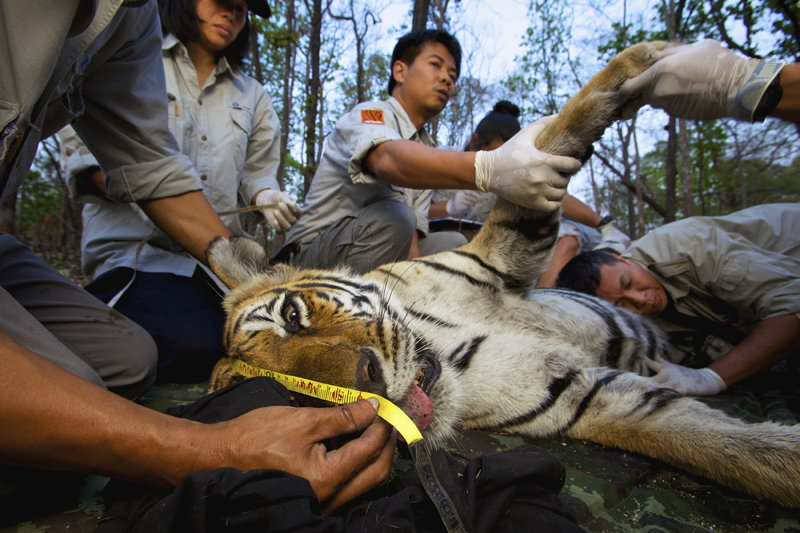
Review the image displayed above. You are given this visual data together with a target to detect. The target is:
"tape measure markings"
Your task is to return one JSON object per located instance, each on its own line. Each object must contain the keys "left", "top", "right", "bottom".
{"left": 226, "top": 357, "right": 423, "bottom": 443}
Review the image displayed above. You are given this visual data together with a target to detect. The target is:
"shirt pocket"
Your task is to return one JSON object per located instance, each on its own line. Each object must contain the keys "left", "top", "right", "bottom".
{"left": 230, "top": 104, "right": 253, "bottom": 172}
{"left": 0, "top": 100, "right": 21, "bottom": 160}
{"left": 166, "top": 93, "right": 189, "bottom": 153}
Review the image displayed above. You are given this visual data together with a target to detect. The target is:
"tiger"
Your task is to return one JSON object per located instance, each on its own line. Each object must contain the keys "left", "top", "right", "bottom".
{"left": 204, "top": 41, "right": 800, "bottom": 509}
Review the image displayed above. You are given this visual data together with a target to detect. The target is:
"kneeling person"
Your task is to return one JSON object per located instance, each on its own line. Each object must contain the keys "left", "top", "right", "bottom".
{"left": 280, "top": 30, "right": 581, "bottom": 274}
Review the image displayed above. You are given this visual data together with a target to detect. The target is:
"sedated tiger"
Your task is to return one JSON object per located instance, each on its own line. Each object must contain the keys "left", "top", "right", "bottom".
{"left": 205, "top": 41, "right": 800, "bottom": 508}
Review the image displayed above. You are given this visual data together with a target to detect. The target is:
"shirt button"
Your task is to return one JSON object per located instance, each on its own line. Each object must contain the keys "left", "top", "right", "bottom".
{"left": 198, "top": 99, "right": 203, "bottom": 105}
{"left": 200, "top": 174, "right": 208, "bottom": 181}
{"left": 201, "top": 135, "right": 207, "bottom": 141}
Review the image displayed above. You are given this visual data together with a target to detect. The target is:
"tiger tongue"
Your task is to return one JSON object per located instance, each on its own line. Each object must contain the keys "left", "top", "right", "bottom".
{"left": 398, "top": 384, "right": 433, "bottom": 443}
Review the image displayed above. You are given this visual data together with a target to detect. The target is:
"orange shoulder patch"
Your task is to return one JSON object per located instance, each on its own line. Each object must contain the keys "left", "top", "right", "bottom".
{"left": 360, "top": 109, "right": 385, "bottom": 125}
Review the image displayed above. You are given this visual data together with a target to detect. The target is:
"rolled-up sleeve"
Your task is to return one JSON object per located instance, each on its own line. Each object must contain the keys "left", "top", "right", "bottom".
{"left": 58, "top": 124, "right": 102, "bottom": 202}
{"left": 335, "top": 105, "right": 403, "bottom": 185}
{"left": 71, "top": 1, "right": 202, "bottom": 203}
{"left": 239, "top": 87, "right": 281, "bottom": 204}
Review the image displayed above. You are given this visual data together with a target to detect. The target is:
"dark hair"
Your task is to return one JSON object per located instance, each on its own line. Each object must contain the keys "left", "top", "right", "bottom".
{"left": 471, "top": 100, "right": 521, "bottom": 150}
{"left": 387, "top": 29, "right": 462, "bottom": 95}
{"left": 556, "top": 248, "right": 623, "bottom": 295}
{"left": 158, "top": 0, "right": 251, "bottom": 69}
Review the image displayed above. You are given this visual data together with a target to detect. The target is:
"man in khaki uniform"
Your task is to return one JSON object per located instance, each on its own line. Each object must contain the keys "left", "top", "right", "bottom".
{"left": 557, "top": 204, "right": 800, "bottom": 395}
{"left": 281, "top": 29, "right": 581, "bottom": 274}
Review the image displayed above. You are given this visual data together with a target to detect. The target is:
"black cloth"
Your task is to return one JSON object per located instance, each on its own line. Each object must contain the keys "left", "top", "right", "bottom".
{"left": 96, "top": 378, "right": 584, "bottom": 533}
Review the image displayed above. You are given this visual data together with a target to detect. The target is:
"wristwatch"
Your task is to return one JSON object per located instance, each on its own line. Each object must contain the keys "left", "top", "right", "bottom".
{"left": 753, "top": 73, "right": 784, "bottom": 122}
{"left": 596, "top": 215, "right": 615, "bottom": 230}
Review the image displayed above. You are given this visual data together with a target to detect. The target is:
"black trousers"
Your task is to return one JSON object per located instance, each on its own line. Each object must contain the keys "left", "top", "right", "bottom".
{"left": 97, "top": 377, "right": 586, "bottom": 533}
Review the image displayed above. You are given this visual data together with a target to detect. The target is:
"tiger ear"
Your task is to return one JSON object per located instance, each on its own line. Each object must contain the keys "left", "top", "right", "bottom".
{"left": 205, "top": 236, "right": 271, "bottom": 290}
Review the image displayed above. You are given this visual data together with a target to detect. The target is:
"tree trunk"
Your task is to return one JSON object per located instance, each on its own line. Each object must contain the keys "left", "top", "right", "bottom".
{"left": 0, "top": 192, "right": 16, "bottom": 235}
{"left": 429, "top": 0, "right": 449, "bottom": 30}
{"left": 633, "top": 119, "right": 645, "bottom": 238}
{"left": 664, "top": 116, "right": 677, "bottom": 222}
{"left": 412, "top": 0, "right": 430, "bottom": 30}
{"left": 678, "top": 118, "right": 694, "bottom": 217}
{"left": 277, "top": 0, "right": 296, "bottom": 191}
{"left": 303, "top": 0, "right": 323, "bottom": 199}
{"left": 250, "top": 22, "right": 263, "bottom": 85}
{"left": 661, "top": 0, "right": 679, "bottom": 223}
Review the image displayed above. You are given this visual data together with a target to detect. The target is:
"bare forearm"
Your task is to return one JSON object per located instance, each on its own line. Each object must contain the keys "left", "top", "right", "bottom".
{"left": 561, "top": 194, "right": 601, "bottom": 227}
{"left": 365, "top": 140, "right": 477, "bottom": 190}
{"left": 139, "top": 191, "right": 232, "bottom": 264}
{"left": 0, "top": 333, "right": 209, "bottom": 488}
{"left": 708, "top": 314, "right": 800, "bottom": 386}
{"left": 537, "top": 236, "right": 579, "bottom": 288}
{"left": 772, "top": 63, "right": 800, "bottom": 123}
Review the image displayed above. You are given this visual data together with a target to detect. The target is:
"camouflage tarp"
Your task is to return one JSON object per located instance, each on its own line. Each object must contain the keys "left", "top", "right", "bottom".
{"left": 2, "top": 368, "right": 799, "bottom": 533}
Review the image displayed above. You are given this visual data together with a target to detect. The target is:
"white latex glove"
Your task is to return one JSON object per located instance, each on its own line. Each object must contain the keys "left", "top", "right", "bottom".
{"left": 254, "top": 189, "right": 303, "bottom": 232}
{"left": 446, "top": 190, "right": 481, "bottom": 218}
{"left": 597, "top": 222, "right": 631, "bottom": 253}
{"left": 619, "top": 39, "right": 785, "bottom": 122}
{"left": 474, "top": 115, "right": 582, "bottom": 212}
{"left": 645, "top": 358, "right": 727, "bottom": 396}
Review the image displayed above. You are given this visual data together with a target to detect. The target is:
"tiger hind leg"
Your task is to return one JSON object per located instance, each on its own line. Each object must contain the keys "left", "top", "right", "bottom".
{"left": 555, "top": 369, "right": 800, "bottom": 507}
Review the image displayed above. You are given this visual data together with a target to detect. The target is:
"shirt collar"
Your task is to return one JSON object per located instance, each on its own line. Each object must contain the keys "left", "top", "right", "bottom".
{"left": 162, "top": 33, "right": 181, "bottom": 52}
{"left": 163, "top": 34, "right": 240, "bottom": 80}
{"left": 387, "top": 97, "right": 427, "bottom": 141}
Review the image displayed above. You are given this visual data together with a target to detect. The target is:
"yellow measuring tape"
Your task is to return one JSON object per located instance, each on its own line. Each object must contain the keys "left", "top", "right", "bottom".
{"left": 226, "top": 357, "right": 468, "bottom": 532}
{"left": 226, "top": 357, "right": 423, "bottom": 443}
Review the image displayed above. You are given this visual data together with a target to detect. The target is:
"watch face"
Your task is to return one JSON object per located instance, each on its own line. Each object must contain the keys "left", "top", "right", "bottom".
{"left": 598, "top": 215, "right": 615, "bottom": 228}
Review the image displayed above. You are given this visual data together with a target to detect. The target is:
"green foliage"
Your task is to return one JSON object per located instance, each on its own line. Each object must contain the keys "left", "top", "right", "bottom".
{"left": 766, "top": 0, "right": 800, "bottom": 59}
{"left": 502, "top": 0, "right": 578, "bottom": 122}
{"left": 597, "top": 23, "right": 664, "bottom": 60}
{"left": 336, "top": 52, "right": 390, "bottom": 115}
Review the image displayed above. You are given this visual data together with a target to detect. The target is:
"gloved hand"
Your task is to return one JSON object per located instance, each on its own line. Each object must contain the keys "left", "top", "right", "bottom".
{"left": 474, "top": 115, "right": 582, "bottom": 212}
{"left": 596, "top": 221, "right": 631, "bottom": 253}
{"left": 254, "top": 189, "right": 303, "bottom": 232}
{"left": 446, "top": 190, "right": 481, "bottom": 218}
{"left": 619, "top": 40, "right": 785, "bottom": 122}
{"left": 645, "top": 358, "right": 727, "bottom": 396}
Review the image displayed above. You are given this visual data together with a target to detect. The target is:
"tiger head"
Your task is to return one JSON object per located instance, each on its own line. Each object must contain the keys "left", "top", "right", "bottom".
{"left": 205, "top": 237, "right": 460, "bottom": 443}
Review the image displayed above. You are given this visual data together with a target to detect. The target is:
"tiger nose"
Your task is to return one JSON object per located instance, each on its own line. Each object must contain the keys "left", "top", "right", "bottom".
{"left": 356, "top": 349, "right": 387, "bottom": 397}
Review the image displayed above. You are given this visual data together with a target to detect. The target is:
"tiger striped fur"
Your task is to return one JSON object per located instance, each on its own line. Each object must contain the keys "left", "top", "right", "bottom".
{"left": 206, "top": 41, "right": 800, "bottom": 508}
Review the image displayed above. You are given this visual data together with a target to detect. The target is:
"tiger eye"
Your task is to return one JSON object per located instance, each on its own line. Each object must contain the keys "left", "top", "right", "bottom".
{"left": 283, "top": 302, "right": 299, "bottom": 324}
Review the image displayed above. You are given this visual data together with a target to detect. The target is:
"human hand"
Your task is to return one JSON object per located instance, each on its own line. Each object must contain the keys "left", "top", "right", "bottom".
{"left": 207, "top": 398, "right": 396, "bottom": 515}
{"left": 645, "top": 358, "right": 727, "bottom": 396}
{"left": 619, "top": 40, "right": 784, "bottom": 121}
{"left": 446, "top": 190, "right": 480, "bottom": 218}
{"left": 254, "top": 189, "right": 303, "bottom": 232}
{"left": 474, "top": 115, "right": 582, "bottom": 211}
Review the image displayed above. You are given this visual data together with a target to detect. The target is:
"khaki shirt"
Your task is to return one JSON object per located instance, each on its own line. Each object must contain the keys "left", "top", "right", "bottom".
{"left": 59, "top": 35, "right": 280, "bottom": 280}
{"left": 287, "top": 97, "right": 435, "bottom": 246}
{"left": 624, "top": 203, "right": 800, "bottom": 331}
{"left": 0, "top": 0, "right": 201, "bottom": 206}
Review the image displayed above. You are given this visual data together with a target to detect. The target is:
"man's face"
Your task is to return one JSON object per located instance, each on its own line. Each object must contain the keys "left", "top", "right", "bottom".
{"left": 595, "top": 257, "right": 669, "bottom": 317}
{"left": 393, "top": 41, "right": 457, "bottom": 118}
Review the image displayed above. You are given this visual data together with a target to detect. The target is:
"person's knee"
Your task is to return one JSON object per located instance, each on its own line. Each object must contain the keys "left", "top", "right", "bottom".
{"left": 375, "top": 201, "right": 416, "bottom": 237}
{"left": 419, "top": 231, "right": 468, "bottom": 256}
{"left": 106, "top": 324, "right": 158, "bottom": 400}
